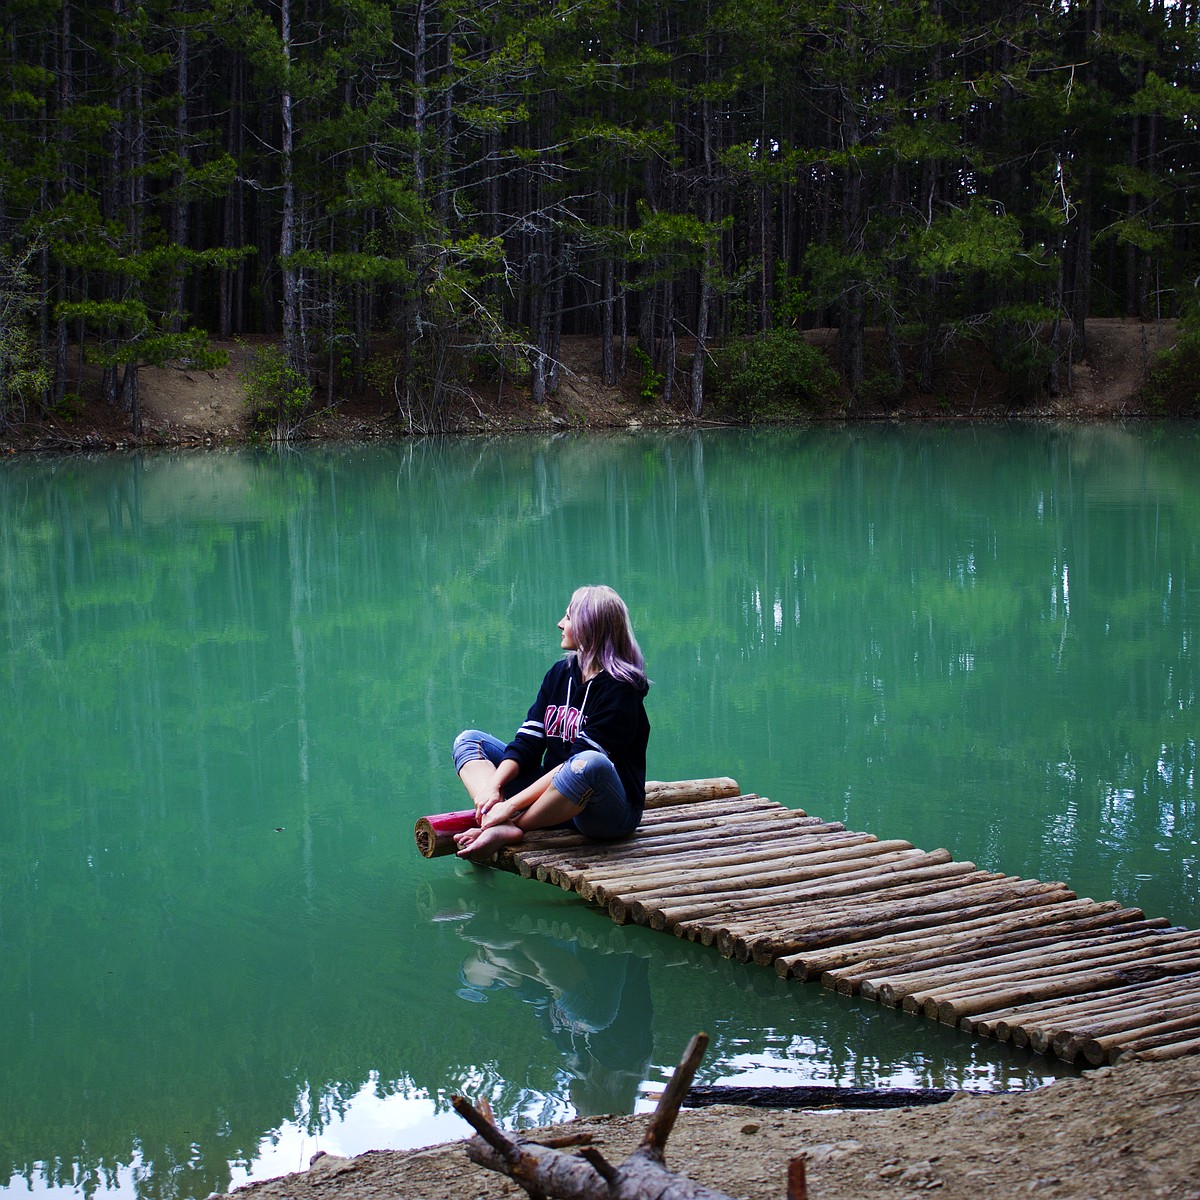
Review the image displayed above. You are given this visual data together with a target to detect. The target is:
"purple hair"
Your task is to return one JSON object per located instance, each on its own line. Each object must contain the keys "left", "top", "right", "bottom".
{"left": 567, "top": 585, "right": 648, "bottom": 690}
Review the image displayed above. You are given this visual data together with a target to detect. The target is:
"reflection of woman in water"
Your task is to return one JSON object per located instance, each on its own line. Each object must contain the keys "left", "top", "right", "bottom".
{"left": 452, "top": 585, "right": 650, "bottom": 861}
{"left": 458, "top": 928, "right": 654, "bottom": 1116}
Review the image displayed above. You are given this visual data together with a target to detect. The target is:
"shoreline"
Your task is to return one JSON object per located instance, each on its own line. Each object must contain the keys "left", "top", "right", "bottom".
{"left": 218, "top": 1051, "right": 1200, "bottom": 1200}
{"left": 2, "top": 319, "right": 1183, "bottom": 456}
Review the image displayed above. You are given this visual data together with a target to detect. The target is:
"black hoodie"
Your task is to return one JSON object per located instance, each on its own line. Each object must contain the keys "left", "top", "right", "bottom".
{"left": 503, "top": 657, "right": 651, "bottom": 813}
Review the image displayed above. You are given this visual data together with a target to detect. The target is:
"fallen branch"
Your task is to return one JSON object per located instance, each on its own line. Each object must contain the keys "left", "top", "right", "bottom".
{"left": 453, "top": 1032, "right": 740, "bottom": 1199}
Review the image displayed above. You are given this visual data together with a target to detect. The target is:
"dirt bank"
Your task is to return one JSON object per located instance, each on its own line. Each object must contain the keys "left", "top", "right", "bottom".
{"left": 1, "top": 319, "right": 1182, "bottom": 453}
{"left": 220, "top": 1051, "right": 1199, "bottom": 1200}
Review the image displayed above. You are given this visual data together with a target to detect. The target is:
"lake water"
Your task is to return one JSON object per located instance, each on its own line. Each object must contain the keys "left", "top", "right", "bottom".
{"left": 2, "top": 424, "right": 1197, "bottom": 1200}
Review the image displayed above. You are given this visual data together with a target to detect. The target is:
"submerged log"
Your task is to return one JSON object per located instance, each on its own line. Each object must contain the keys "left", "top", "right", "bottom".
{"left": 683, "top": 1083, "right": 985, "bottom": 1109}
{"left": 455, "top": 1033, "right": 742, "bottom": 1200}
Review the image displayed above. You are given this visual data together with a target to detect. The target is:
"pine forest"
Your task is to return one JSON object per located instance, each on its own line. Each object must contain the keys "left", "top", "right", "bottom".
{"left": 1, "top": 0, "right": 1198, "bottom": 433}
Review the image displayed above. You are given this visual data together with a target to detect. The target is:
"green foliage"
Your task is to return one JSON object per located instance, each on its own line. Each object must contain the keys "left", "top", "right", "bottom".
{"left": 0, "top": 243, "right": 50, "bottom": 422}
{"left": 238, "top": 342, "right": 315, "bottom": 441}
{"left": 987, "top": 305, "right": 1059, "bottom": 406}
{"left": 709, "top": 328, "right": 841, "bottom": 420}
{"left": 1, "top": 0, "right": 1199, "bottom": 423}
{"left": 1140, "top": 296, "right": 1200, "bottom": 416}
{"left": 631, "top": 345, "right": 664, "bottom": 401}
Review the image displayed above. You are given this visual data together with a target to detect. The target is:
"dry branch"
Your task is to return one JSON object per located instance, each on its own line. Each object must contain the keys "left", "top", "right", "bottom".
{"left": 454, "top": 1033, "right": 743, "bottom": 1200}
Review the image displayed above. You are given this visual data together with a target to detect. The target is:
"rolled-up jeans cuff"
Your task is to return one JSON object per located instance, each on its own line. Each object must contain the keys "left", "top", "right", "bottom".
{"left": 452, "top": 729, "right": 508, "bottom": 774}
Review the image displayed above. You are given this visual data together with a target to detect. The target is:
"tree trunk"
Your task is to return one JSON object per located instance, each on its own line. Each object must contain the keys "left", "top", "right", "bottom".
{"left": 279, "top": 0, "right": 302, "bottom": 378}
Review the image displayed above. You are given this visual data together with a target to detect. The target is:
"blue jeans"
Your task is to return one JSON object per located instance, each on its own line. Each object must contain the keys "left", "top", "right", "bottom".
{"left": 452, "top": 729, "right": 639, "bottom": 839}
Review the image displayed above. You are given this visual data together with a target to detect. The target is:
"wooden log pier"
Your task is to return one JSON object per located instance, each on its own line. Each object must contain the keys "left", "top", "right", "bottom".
{"left": 417, "top": 781, "right": 1200, "bottom": 1066}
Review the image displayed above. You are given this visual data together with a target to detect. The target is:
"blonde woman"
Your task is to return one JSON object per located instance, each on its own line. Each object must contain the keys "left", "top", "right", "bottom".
{"left": 452, "top": 586, "right": 650, "bottom": 860}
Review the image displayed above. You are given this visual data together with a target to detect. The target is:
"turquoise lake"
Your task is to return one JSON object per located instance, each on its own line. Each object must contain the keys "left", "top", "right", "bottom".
{"left": 1, "top": 424, "right": 1196, "bottom": 1199}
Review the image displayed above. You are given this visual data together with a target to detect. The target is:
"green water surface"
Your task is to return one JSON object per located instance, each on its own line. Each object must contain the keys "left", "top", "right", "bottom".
{"left": 1, "top": 424, "right": 1196, "bottom": 1199}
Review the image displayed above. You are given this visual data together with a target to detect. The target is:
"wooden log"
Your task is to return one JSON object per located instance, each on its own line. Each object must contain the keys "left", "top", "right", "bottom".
{"left": 841, "top": 912, "right": 1163, "bottom": 999}
{"left": 744, "top": 866, "right": 1001, "bottom": 967}
{"left": 869, "top": 925, "right": 1195, "bottom": 1009}
{"left": 605, "top": 835, "right": 907, "bottom": 912}
{"left": 929, "top": 954, "right": 1200, "bottom": 1028}
{"left": 413, "top": 809, "right": 477, "bottom": 858}
{"left": 1067, "top": 1008, "right": 1200, "bottom": 1064}
{"left": 643, "top": 777, "right": 742, "bottom": 807}
{"left": 696, "top": 861, "right": 985, "bottom": 954}
{"left": 508, "top": 803, "right": 798, "bottom": 881}
{"left": 526, "top": 812, "right": 834, "bottom": 886}
{"left": 511, "top": 805, "right": 791, "bottom": 878}
{"left": 615, "top": 843, "right": 940, "bottom": 930}
{"left": 609, "top": 844, "right": 915, "bottom": 927}
{"left": 573, "top": 826, "right": 874, "bottom": 894}
{"left": 726, "top": 872, "right": 1036, "bottom": 943}
{"left": 739, "top": 881, "right": 1075, "bottom": 967}
{"left": 569, "top": 827, "right": 876, "bottom": 899}
{"left": 1117, "top": 1035, "right": 1200, "bottom": 1062}
{"left": 539, "top": 820, "right": 851, "bottom": 888}
{"left": 1026, "top": 985, "right": 1200, "bottom": 1055}
{"left": 908, "top": 929, "right": 1200, "bottom": 1019}
{"left": 543, "top": 813, "right": 836, "bottom": 871}
{"left": 967, "top": 972, "right": 1200, "bottom": 1040}
{"left": 637, "top": 795, "right": 780, "bottom": 825}
{"left": 774, "top": 899, "right": 1128, "bottom": 981}
{"left": 738, "top": 877, "right": 1068, "bottom": 956}
{"left": 702, "top": 870, "right": 1005, "bottom": 958}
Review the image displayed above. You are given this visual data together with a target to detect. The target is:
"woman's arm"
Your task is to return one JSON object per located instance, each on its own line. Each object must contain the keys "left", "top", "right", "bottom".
{"left": 480, "top": 766, "right": 557, "bottom": 828}
{"left": 472, "top": 756, "right": 521, "bottom": 815}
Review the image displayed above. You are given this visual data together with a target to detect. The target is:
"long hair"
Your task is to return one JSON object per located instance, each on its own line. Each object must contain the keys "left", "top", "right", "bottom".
{"left": 568, "top": 585, "right": 648, "bottom": 690}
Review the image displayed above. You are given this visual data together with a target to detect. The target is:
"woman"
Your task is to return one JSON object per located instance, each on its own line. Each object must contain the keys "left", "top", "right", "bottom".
{"left": 452, "top": 585, "right": 650, "bottom": 861}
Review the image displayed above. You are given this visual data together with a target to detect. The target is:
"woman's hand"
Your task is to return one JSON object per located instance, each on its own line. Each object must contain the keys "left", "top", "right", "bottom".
{"left": 481, "top": 798, "right": 521, "bottom": 829}
{"left": 473, "top": 783, "right": 504, "bottom": 817}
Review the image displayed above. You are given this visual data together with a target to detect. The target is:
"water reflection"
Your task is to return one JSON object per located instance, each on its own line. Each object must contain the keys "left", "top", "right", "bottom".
{"left": 425, "top": 887, "right": 654, "bottom": 1118}
{"left": 1, "top": 424, "right": 1196, "bottom": 1200}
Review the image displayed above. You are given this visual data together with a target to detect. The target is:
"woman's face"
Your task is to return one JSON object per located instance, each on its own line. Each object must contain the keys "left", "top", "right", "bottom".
{"left": 558, "top": 605, "right": 578, "bottom": 651}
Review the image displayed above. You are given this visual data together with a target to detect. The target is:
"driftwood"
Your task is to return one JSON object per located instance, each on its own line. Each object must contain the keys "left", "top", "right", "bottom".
{"left": 453, "top": 1033, "right": 741, "bottom": 1200}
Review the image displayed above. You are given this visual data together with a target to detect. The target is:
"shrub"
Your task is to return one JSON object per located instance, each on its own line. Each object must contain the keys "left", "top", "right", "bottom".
{"left": 239, "top": 343, "right": 314, "bottom": 441}
{"left": 988, "top": 305, "right": 1057, "bottom": 405}
{"left": 631, "top": 344, "right": 665, "bottom": 401}
{"left": 1140, "top": 300, "right": 1200, "bottom": 416}
{"left": 709, "top": 328, "right": 840, "bottom": 419}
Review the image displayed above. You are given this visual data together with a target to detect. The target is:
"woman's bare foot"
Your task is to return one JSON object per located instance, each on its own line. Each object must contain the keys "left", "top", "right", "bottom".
{"left": 455, "top": 821, "right": 524, "bottom": 860}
